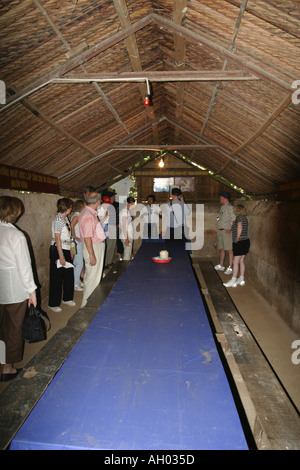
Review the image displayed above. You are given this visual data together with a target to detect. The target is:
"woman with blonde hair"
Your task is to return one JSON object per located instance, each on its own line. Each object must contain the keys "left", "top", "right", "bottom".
{"left": 224, "top": 204, "right": 250, "bottom": 288}
{"left": 0, "top": 196, "right": 37, "bottom": 381}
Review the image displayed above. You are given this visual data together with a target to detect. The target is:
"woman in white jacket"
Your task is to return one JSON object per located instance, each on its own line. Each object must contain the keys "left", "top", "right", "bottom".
{"left": 0, "top": 196, "right": 37, "bottom": 382}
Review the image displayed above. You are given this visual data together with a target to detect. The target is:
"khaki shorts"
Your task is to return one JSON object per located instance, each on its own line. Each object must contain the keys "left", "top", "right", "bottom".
{"left": 217, "top": 229, "right": 233, "bottom": 251}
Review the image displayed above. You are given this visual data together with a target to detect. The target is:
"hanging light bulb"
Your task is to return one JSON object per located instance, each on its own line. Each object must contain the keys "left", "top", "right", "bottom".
{"left": 158, "top": 157, "right": 164, "bottom": 168}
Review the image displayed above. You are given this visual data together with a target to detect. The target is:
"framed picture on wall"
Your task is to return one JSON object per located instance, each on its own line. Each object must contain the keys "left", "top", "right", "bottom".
{"left": 174, "top": 177, "right": 195, "bottom": 192}
{"left": 153, "top": 177, "right": 174, "bottom": 192}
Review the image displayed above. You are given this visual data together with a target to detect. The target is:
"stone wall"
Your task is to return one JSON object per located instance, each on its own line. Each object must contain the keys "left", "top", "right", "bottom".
{"left": 1, "top": 189, "right": 299, "bottom": 333}
{"left": 246, "top": 200, "right": 300, "bottom": 333}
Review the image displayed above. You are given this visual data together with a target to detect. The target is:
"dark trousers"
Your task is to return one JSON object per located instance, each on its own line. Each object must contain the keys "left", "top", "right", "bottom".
{"left": 0, "top": 300, "right": 27, "bottom": 363}
{"left": 144, "top": 223, "right": 159, "bottom": 239}
{"left": 169, "top": 226, "right": 186, "bottom": 242}
{"left": 49, "top": 245, "right": 74, "bottom": 307}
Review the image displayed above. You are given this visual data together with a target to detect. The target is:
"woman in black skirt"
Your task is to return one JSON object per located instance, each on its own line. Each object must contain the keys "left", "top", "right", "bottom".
{"left": 223, "top": 204, "right": 250, "bottom": 288}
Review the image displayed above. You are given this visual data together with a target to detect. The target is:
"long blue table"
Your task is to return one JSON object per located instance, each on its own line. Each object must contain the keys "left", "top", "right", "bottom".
{"left": 10, "top": 241, "right": 248, "bottom": 450}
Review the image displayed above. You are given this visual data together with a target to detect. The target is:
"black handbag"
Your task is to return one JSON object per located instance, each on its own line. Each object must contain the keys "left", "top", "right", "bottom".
{"left": 22, "top": 305, "right": 51, "bottom": 343}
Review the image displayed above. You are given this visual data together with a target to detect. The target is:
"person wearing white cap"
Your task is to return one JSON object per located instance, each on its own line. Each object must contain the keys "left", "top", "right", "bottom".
{"left": 214, "top": 191, "right": 236, "bottom": 274}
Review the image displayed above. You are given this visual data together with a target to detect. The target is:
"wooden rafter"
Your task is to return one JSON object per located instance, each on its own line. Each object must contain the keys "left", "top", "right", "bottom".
{"left": 113, "top": 0, "right": 159, "bottom": 144}
{"left": 173, "top": 0, "right": 188, "bottom": 141}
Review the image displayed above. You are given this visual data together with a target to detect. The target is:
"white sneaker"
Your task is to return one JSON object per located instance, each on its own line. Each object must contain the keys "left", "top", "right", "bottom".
{"left": 74, "top": 285, "right": 83, "bottom": 291}
{"left": 224, "top": 266, "right": 233, "bottom": 275}
{"left": 236, "top": 277, "right": 245, "bottom": 286}
{"left": 214, "top": 264, "right": 225, "bottom": 271}
{"left": 223, "top": 279, "right": 237, "bottom": 288}
{"left": 62, "top": 300, "right": 76, "bottom": 307}
{"left": 48, "top": 306, "right": 62, "bottom": 312}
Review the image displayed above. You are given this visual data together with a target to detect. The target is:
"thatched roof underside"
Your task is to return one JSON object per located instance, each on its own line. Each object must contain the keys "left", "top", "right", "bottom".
{"left": 0, "top": 0, "right": 299, "bottom": 198}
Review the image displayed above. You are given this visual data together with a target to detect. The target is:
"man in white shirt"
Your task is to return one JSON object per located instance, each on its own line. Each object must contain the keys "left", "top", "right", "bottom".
{"left": 119, "top": 197, "right": 135, "bottom": 260}
{"left": 162, "top": 188, "right": 191, "bottom": 244}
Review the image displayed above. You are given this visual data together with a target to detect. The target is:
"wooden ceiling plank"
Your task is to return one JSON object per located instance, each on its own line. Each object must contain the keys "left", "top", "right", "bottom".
{"left": 194, "top": 0, "right": 249, "bottom": 152}
{"left": 2, "top": 13, "right": 154, "bottom": 111}
{"left": 10, "top": 0, "right": 138, "bottom": 156}
{"left": 152, "top": 13, "right": 292, "bottom": 94}
{"left": 9, "top": 1, "right": 137, "bottom": 178}
{"left": 224, "top": 0, "right": 300, "bottom": 39}
{"left": 165, "top": 116, "right": 275, "bottom": 186}
{"left": 231, "top": 94, "right": 292, "bottom": 155}
{"left": 12, "top": 92, "right": 124, "bottom": 176}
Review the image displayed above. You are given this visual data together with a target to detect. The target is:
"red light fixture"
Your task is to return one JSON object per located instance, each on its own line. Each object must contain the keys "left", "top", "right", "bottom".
{"left": 144, "top": 79, "right": 152, "bottom": 106}
{"left": 144, "top": 94, "right": 151, "bottom": 106}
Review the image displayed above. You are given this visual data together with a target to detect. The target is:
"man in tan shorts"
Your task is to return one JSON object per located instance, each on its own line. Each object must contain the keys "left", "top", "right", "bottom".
{"left": 214, "top": 191, "right": 236, "bottom": 275}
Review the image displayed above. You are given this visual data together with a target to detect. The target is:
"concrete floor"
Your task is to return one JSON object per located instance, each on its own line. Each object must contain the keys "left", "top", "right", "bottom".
{"left": 1, "top": 254, "right": 299, "bottom": 427}
{"left": 214, "top": 265, "right": 299, "bottom": 413}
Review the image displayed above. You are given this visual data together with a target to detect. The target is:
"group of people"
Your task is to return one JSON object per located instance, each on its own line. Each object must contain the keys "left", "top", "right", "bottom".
{"left": 140, "top": 188, "right": 191, "bottom": 243}
{"left": 48, "top": 187, "right": 137, "bottom": 312}
{"left": 214, "top": 191, "right": 250, "bottom": 288}
{"left": 0, "top": 187, "right": 249, "bottom": 382}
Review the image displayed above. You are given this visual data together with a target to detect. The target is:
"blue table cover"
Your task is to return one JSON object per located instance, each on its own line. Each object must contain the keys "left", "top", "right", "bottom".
{"left": 10, "top": 241, "right": 248, "bottom": 450}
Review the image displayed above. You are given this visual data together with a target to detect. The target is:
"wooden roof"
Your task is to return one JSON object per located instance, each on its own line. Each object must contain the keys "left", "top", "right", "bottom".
{"left": 0, "top": 0, "right": 299, "bottom": 198}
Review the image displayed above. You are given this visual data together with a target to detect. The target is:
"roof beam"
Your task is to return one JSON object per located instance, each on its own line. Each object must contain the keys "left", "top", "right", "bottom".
{"left": 1, "top": 71, "right": 258, "bottom": 113}
{"left": 53, "top": 71, "right": 258, "bottom": 83}
{"left": 113, "top": 145, "right": 217, "bottom": 151}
